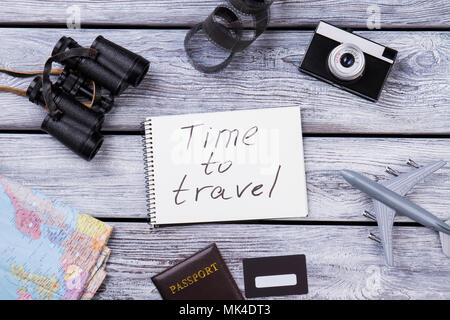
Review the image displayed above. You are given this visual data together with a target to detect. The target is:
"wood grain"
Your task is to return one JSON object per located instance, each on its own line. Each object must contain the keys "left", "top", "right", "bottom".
{"left": 95, "top": 223, "right": 450, "bottom": 300}
{"left": 2, "top": 134, "right": 450, "bottom": 222}
{"left": 0, "top": 0, "right": 448, "bottom": 300}
{"left": 0, "top": 0, "right": 449, "bottom": 28}
{"left": 0, "top": 29, "right": 448, "bottom": 134}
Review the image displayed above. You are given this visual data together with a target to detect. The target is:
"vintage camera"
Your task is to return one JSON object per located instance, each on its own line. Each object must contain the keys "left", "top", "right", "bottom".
{"left": 299, "top": 21, "right": 397, "bottom": 101}
{"left": 24, "top": 36, "right": 150, "bottom": 161}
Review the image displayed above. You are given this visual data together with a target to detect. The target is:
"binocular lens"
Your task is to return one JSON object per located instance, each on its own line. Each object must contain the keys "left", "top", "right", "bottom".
{"left": 41, "top": 114, "right": 104, "bottom": 161}
{"left": 91, "top": 36, "right": 150, "bottom": 87}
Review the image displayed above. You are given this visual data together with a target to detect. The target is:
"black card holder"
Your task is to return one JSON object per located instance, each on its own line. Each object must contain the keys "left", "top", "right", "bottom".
{"left": 243, "top": 254, "right": 308, "bottom": 298}
{"left": 152, "top": 243, "right": 243, "bottom": 300}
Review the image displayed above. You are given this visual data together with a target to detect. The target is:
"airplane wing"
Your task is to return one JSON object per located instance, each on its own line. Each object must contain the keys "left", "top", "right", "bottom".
{"left": 380, "top": 160, "right": 446, "bottom": 196}
{"left": 373, "top": 160, "right": 446, "bottom": 266}
{"left": 372, "top": 199, "right": 396, "bottom": 266}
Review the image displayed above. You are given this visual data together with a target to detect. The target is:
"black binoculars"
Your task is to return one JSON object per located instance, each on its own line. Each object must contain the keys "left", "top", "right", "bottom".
{"left": 26, "top": 36, "right": 150, "bottom": 161}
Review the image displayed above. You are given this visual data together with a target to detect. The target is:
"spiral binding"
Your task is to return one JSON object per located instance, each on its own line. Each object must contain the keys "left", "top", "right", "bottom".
{"left": 142, "top": 118, "right": 157, "bottom": 227}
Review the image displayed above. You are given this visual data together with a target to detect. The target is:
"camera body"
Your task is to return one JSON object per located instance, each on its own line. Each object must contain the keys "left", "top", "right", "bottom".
{"left": 299, "top": 21, "right": 397, "bottom": 101}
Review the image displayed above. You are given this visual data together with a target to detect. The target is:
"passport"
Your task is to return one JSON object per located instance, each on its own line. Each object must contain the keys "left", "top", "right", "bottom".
{"left": 151, "top": 243, "right": 243, "bottom": 300}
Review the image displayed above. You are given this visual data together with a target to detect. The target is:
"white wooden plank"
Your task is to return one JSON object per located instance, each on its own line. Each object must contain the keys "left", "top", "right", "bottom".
{"left": 1, "top": 134, "right": 450, "bottom": 222}
{"left": 0, "top": 134, "right": 146, "bottom": 219}
{"left": 0, "top": 29, "right": 448, "bottom": 134}
{"left": 0, "top": 1, "right": 449, "bottom": 28}
{"left": 95, "top": 223, "right": 450, "bottom": 300}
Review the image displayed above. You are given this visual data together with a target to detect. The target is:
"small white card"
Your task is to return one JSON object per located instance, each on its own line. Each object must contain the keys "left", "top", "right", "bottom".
{"left": 144, "top": 107, "right": 308, "bottom": 226}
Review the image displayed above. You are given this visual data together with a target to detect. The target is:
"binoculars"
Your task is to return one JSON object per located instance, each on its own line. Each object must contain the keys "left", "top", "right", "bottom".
{"left": 27, "top": 36, "right": 150, "bottom": 161}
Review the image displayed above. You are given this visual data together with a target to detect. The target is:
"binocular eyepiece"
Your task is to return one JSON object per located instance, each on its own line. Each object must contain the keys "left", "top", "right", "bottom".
{"left": 27, "top": 76, "right": 105, "bottom": 161}
{"left": 52, "top": 36, "right": 150, "bottom": 96}
{"left": 26, "top": 35, "right": 150, "bottom": 161}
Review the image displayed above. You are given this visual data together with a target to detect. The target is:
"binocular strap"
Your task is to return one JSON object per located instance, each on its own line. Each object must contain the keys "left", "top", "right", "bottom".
{"left": 0, "top": 86, "right": 27, "bottom": 96}
{"left": 0, "top": 68, "right": 64, "bottom": 97}
{"left": 42, "top": 47, "right": 98, "bottom": 119}
{"left": 0, "top": 68, "right": 63, "bottom": 78}
{"left": 184, "top": 0, "right": 273, "bottom": 73}
{"left": 88, "top": 81, "right": 105, "bottom": 109}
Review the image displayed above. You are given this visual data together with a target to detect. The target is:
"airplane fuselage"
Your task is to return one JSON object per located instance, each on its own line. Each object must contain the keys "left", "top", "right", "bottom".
{"left": 341, "top": 170, "right": 450, "bottom": 235}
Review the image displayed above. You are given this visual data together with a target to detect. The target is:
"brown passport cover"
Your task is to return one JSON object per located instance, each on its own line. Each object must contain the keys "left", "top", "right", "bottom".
{"left": 151, "top": 243, "right": 243, "bottom": 300}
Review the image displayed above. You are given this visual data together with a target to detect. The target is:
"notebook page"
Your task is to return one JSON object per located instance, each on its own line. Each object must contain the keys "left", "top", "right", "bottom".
{"left": 146, "top": 107, "right": 308, "bottom": 225}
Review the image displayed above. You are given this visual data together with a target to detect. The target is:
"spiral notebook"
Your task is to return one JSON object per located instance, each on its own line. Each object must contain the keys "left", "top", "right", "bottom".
{"left": 143, "top": 107, "right": 308, "bottom": 227}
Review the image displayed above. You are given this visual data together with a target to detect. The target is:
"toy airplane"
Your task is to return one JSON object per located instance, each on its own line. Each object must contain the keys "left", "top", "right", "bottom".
{"left": 341, "top": 159, "right": 450, "bottom": 266}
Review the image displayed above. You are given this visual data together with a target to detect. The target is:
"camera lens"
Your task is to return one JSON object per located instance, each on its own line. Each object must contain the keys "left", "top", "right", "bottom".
{"left": 328, "top": 43, "right": 365, "bottom": 81}
{"left": 340, "top": 53, "right": 355, "bottom": 68}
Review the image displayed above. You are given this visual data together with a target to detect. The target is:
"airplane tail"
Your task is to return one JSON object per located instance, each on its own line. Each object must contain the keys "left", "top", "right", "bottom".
{"left": 439, "top": 219, "right": 450, "bottom": 257}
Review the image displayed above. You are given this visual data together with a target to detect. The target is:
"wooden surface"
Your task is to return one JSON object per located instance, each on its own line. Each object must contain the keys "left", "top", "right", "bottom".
{"left": 97, "top": 223, "right": 450, "bottom": 300}
{"left": 0, "top": 1, "right": 449, "bottom": 28}
{"left": 0, "top": 1, "right": 449, "bottom": 300}
{"left": 0, "top": 29, "right": 449, "bottom": 134}
{"left": 3, "top": 134, "right": 450, "bottom": 223}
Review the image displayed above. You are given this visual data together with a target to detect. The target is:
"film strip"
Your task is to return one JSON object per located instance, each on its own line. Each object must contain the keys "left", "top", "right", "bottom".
{"left": 184, "top": 0, "right": 274, "bottom": 73}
